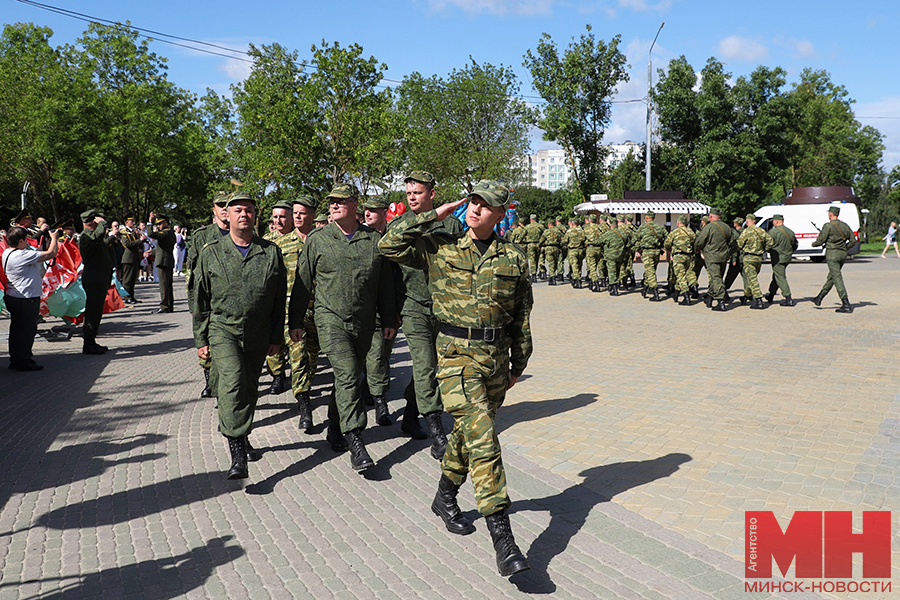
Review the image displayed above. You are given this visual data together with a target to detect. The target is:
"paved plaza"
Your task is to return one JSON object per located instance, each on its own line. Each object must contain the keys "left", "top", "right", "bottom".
{"left": 0, "top": 256, "right": 898, "bottom": 599}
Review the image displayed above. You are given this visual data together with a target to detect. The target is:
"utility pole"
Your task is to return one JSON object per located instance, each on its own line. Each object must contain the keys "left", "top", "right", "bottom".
{"left": 646, "top": 22, "right": 664, "bottom": 191}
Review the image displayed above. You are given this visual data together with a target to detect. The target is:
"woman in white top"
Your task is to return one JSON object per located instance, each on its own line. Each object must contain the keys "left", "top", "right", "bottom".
{"left": 881, "top": 222, "right": 899, "bottom": 258}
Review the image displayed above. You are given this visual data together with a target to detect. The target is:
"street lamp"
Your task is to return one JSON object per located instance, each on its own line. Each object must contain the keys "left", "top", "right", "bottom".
{"left": 646, "top": 21, "right": 664, "bottom": 191}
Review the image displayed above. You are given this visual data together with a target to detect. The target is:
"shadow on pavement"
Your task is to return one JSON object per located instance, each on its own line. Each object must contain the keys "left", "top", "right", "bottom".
{"left": 496, "top": 393, "right": 598, "bottom": 433}
{"left": 0, "top": 536, "right": 243, "bottom": 599}
{"left": 244, "top": 442, "right": 336, "bottom": 495}
{"left": 512, "top": 453, "right": 693, "bottom": 594}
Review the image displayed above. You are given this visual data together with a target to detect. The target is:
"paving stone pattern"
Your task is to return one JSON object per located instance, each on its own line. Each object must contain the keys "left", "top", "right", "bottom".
{"left": 0, "top": 258, "right": 897, "bottom": 599}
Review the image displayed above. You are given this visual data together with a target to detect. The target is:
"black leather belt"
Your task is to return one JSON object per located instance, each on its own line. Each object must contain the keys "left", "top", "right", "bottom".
{"left": 440, "top": 322, "right": 509, "bottom": 344}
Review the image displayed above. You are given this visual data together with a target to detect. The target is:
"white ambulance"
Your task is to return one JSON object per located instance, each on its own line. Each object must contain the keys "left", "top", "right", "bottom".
{"left": 754, "top": 186, "right": 862, "bottom": 262}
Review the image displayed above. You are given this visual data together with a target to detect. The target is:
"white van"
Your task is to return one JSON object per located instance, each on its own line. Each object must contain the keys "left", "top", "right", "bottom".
{"left": 754, "top": 187, "right": 862, "bottom": 262}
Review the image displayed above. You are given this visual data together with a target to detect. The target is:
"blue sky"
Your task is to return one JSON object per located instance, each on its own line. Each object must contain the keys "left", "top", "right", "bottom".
{"left": 7, "top": 0, "right": 900, "bottom": 171}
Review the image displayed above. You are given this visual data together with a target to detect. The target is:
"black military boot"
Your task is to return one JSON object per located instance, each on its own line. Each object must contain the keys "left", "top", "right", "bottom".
{"left": 641, "top": 285, "right": 648, "bottom": 298}
{"left": 296, "top": 392, "right": 313, "bottom": 433}
{"left": 609, "top": 284, "right": 620, "bottom": 296}
{"left": 679, "top": 293, "right": 693, "bottom": 306}
{"left": 835, "top": 298, "right": 853, "bottom": 313}
{"left": 346, "top": 428, "right": 374, "bottom": 471}
{"left": 690, "top": 285, "right": 700, "bottom": 299}
{"left": 200, "top": 367, "right": 213, "bottom": 398}
{"left": 431, "top": 474, "right": 476, "bottom": 535}
{"left": 225, "top": 436, "right": 248, "bottom": 480}
{"left": 739, "top": 296, "right": 749, "bottom": 306}
{"left": 423, "top": 412, "right": 447, "bottom": 461}
{"left": 548, "top": 275, "right": 557, "bottom": 286}
{"left": 651, "top": 288, "right": 661, "bottom": 302}
{"left": 591, "top": 281, "right": 601, "bottom": 293}
{"left": 714, "top": 300, "right": 728, "bottom": 312}
{"left": 671, "top": 291, "right": 680, "bottom": 303}
{"left": 779, "top": 296, "right": 796, "bottom": 307}
{"left": 812, "top": 293, "right": 825, "bottom": 307}
{"left": 763, "top": 292, "right": 774, "bottom": 304}
{"left": 485, "top": 509, "right": 530, "bottom": 577}
{"left": 601, "top": 277, "right": 609, "bottom": 288}
{"left": 750, "top": 298, "right": 765, "bottom": 309}
{"left": 400, "top": 396, "right": 428, "bottom": 439}
{"left": 268, "top": 373, "right": 288, "bottom": 396}
{"left": 372, "top": 395, "right": 391, "bottom": 426}
{"left": 244, "top": 437, "right": 261, "bottom": 462}
{"left": 326, "top": 420, "right": 348, "bottom": 452}
{"left": 723, "top": 292, "right": 731, "bottom": 304}
{"left": 704, "top": 294, "right": 713, "bottom": 308}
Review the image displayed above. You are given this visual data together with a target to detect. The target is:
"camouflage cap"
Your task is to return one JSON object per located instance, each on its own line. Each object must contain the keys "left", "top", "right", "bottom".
{"left": 467, "top": 180, "right": 509, "bottom": 208}
{"left": 828, "top": 206, "right": 840, "bottom": 216}
{"left": 676, "top": 214, "right": 688, "bottom": 224}
{"left": 546, "top": 219, "right": 554, "bottom": 226}
{"left": 701, "top": 215, "right": 711, "bottom": 224}
{"left": 404, "top": 171, "right": 436, "bottom": 186}
{"left": 587, "top": 213, "right": 597, "bottom": 221}
{"left": 355, "top": 204, "right": 365, "bottom": 216}
{"left": 272, "top": 200, "right": 293, "bottom": 211}
{"left": 645, "top": 210, "right": 655, "bottom": 218}
{"left": 314, "top": 213, "right": 328, "bottom": 223}
{"left": 530, "top": 213, "right": 538, "bottom": 220}
{"left": 362, "top": 196, "right": 389, "bottom": 210}
{"left": 80, "top": 208, "right": 103, "bottom": 222}
{"left": 745, "top": 213, "right": 757, "bottom": 222}
{"left": 226, "top": 192, "right": 255, "bottom": 207}
{"left": 327, "top": 183, "right": 360, "bottom": 200}
{"left": 212, "top": 191, "right": 231, "bottom": 206}
{"left": 617, "top": 214, "right": 627, "bottom": 222}
{"left": 293, "top": 194, "right": 318, "bottom": 208}
{"left": 709, "top": 208, "right": 722, "bottom": 217}
{"left": 772, "top": 214, "right": 784, "bottom": 221}
{"left": 556, "top": 215, "right": 565, "bottom": 222}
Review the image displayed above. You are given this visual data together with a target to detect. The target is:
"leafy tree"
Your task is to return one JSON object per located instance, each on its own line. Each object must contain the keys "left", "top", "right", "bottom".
{"left": 512, "top": 185, "right": 557, "bottom": 221}
{"left": 397, "top": 59, "right": 535, "bottom": 194}
{"left": 608, "top": 150, "right": 646, "bottom": 199}
{"left": 524, "top": 26, "right": 629, "bottom": 202}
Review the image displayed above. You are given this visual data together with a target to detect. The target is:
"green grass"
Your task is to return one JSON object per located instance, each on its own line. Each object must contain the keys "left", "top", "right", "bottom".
{"left": 858, "top": 241, "right": 891, "bottom": 255}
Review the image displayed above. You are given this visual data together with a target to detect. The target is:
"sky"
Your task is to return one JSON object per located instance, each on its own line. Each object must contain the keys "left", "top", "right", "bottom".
{"left": 7, "top": 0, "right": 900, "bottom": 171}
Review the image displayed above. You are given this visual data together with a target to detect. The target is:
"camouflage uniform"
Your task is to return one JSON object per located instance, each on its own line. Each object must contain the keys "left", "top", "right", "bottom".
{"left": 555, "top": 218, "right": 568, "bottom": 277}
{"left": 192, "top": 231, "right": 287, "bottom": 438}
{"left": 767, "top": 220, "right": 798, "bottom": 301}
{"left": 598, "top": 223, "right": 627, "bottom": 286}
{"left": 724, "top": 219, "right": 744, "bottom": 291}
{"left": 664, "top": 221, "right": 697, "bottom": 294}
{"left": 523, "top": 219, "right": 544, "bottom": 278}
{"left": 563, "top": 221, "right": 585, "bottom": 283}
{"left": 539, "top": 221, "right": 563, "bottom": 279}
{"left": 618, "top": 215, "right": 637, "bottom": 283}
{"left": 812, "top": 210, "right": 855, "bottom": 305}
{"left": 379, "top": 207, "right": 533, "bottom": 518}
{"left": 583, "top": 217, "right": 604, "bottom": 286}
{"left": 736, "top": 217, "right": 775, "bottom": 301}
{"left": 634, "top": 214, "right": 667, "bottom": 290}
{"left": 694, "top": 215, "right": 733, "bottom": 303}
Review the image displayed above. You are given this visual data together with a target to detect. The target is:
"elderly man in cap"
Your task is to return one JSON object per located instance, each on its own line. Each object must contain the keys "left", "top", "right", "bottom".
{"left": 79, "top": 209, "right": 115, "bottom": 354}
{"left": 764, "top": 214, "right": 799, "bottom": 306}
{"left": 736, "top": 214, "right": 774, "bottom": 309}
{"left": 384, "top": 171, "right": 463, "bottom": 458}
{"left": 380, "top": 179, "right": 533, "bottom": 577}
{"left": 289, "top": 183, "right": 396, "bottom": 472}
{"left": 187, "top": 191, "right": 232, "bottom": 399}
{"left": 694, "top": 208, "right": 734, "bottom": 311}
{"left": 193, "top": 192, "right": 286, "bottom": 480}
{"left": 147, "top": 212, "right": 176, "bottom": 314}
{"left": 811, "top": 206, "right": 855, "bottom": 313}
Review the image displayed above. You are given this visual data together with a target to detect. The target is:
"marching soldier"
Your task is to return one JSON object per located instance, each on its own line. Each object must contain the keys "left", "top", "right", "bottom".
{"left": 584, "top": 213, "right": 603, "bottom": 292}
{"left": 618, "top": 214, "right": 638, "bottom": 288}
{"left": 694, "top": 208, "right": 733, "bottom": 311}
{"left": 664, "top": 215, "right": 698, "bottom": 305}
{"left": 634, "top": 211, "right": 667, "bottom": 301}
{"left": 193, "top": 192, "right": 286, "bottom": 480}
{"left": 563, "top": 216, "right": 586, "bottom": 288}
{"left": 555, "top": 216, "right": 568, "bottom": 280}
{"left": 736, "top": 214, "right": 774, "bottom": 309}
{"left": 539, "top": 219, "right": 563, "bottom": 285}
{"left": 265, "top": 200, "right": 297, "bottom": 395}
{"left": 811, "top": 206, "right": 855, "bottom": 313}
{"left": 599, "top": 216, "right": 628, "bottom": 296}
{"left": 523, "top": 214, "right": 544, "bottom": 281}
{"left": 148, "top": 212, "right": 176, "bottom": 314}
{"left": 764, "top": 214, "right": 799, "bottom": 306}
{"left": 379, "top": 179, "right": 533, "bottom": 578}
{"left": 723, "top": 217, "right": 744, "bottom": 293}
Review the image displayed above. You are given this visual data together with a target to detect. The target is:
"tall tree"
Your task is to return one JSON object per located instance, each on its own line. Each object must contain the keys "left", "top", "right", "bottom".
{"left": 397, "top": 59, "right": 535, "bottom": 194}
{"left": 607, "top": 150, "right": 646, "bottom": 200}
{"left": 524, "top": 26, "right": 629, "bottom": 201}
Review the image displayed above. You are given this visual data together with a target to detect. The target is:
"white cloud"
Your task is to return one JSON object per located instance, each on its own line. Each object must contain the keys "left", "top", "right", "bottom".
{"left": 427, "top": 0, "right": 557, "bottom": 15}
{"left": 220, "top": 57, "right": 252, "bottom": 82}
{"left": 717, "top": 35, "right": 769, "bottom": 63}
{"left": 773, "top": 36, "right": 817, "bottom": 60}
{"left": 856, "top": 96, "right": 900, "bottom": 170}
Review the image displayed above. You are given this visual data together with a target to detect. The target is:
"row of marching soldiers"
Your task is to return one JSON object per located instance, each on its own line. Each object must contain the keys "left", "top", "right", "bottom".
{"left": 507, "top": 209, "right": 813, "bottom": 310}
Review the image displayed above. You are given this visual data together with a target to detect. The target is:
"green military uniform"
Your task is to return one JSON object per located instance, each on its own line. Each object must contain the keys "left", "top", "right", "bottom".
{"left": 634, "top": 212, "right": 667, "bottom": 295}
{"left": 583, "top": 215, "right": 604, "bottom": 289}
{"left": 563, "top": 220, "right": 586, "bottom": 287}
{"left": 767, "top": 216, "right": 798, "bottom": 305}
{"left": 724, "top": 219, "right": 744, "bottom": 291}
{"left": 78, "top": 210, "right": 114, "bottom": 352}
{"left": 664, "top": 217, "right": 697, "bottom": 303}
{"left": 736, "top": 215, "right": 774, "bottom": 306}
{"left": 555, "top": 217, "right": 568, "bottom": 278}
{"left": 192, "top": 226, "right": 287, "bottom": 440}
{"left": 119, "top": 218, "right": 143, "bottom": 303}
{"left": 618, "top": 215, "right": 637, "bottom": 285}
{"left": 812, "top": 207, "right": 855, "bottom": 312}
{"left": 289, "top": 221, "right": 396, "bottom": 436}
{"left": 599, "top": 221, "right": 627, "bottom": 293}
{"left": 539, "top": 221, "right": 563, "bottom": 282}
{"left": 694, "top": 213, "right": 733, "bottom": 308}
{"left": 523, "top": 217, "right": 544, "bottom": 280}
{"left": 507, "top": 223, "right": 525, "bottom": 245}
{"left": 148, "top": 216, "right": 176, "bottom": 312}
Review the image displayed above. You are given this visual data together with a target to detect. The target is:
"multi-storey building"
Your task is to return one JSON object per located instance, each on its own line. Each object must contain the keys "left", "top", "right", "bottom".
{"left": 520, "top": 141, "right": 642, "bottom": 191}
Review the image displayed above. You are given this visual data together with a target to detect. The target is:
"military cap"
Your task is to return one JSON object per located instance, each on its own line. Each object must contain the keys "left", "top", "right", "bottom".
{"left": 272, "top": 200, "right": 293, "bottom": 211}
{"left": 530, "top": 213, "right": 538, "bottom": 220}
{"left": 734, "top": 217, "right": 744, "bottom": 226}
{"left": 467, "top": 180, "right": 509, "bottom": 208}
{"left": 293, "top": 194, "right": 317, "bottom": 208}
{"left": 327, "top": 183, "right": 360, "bottom": 200}
{"left": 212, "top": 191, "right": 231, "bottom": 206}
{"left": 404, "top": 171, "right": 436, "bottom": 185}
{"left": 616, "top": 214, "right": 626, "bottom": 222}
{"left": 123, "top": 212, "right": 136, "bottom": 221}
{"left": 676, "top": 214, "right": 688, "bottom": 224}
{"left": 828, "top": 206, "right": 840, "bottom": 216}
{"left": 80, "top": 208, "right": 103, "bottom": 222}
{"left": 556, "top": 215, "right": 565, "bottom": 221}
{"left": 226, "top": 192, "right": 255, "bottom": 207}
{"left": 645, "top": 210, "right": 655, "bottom": 218}
{"left": 772, "top": 214, "right": 784, "bottom": 221}
{"left": 314, "top": 213, "right": 328, "bottom": 223}
{"left": 546, "top": 219, "right": 554, "bottom": 226}
{"left": 13, "top": 208, "right": 32, "bottom": 223}
{"left": 362, "top": 196, "right": 389, "bottom": 210}
{"left": 601, "top": 212, "right": 610, "bottom": 220}
{"left": 153, "top": 213, "right": 169, "bottom": 225}
{"left": 587, "top": 213, "right": 597, "bottom": 221}
{"left": 745, "top": 213, "right": 757, "bottom": 222}
{"left": 701, "top": 215, "right": 711, "bottom": 224}
{"left": 356, "top": 204, "right": 365, "bottom": 216}
{"left": 50, "top": 217, "right": 74, "bottom": 230}
{"left": 709, "top": 208, "right": 722, "bottom": 217}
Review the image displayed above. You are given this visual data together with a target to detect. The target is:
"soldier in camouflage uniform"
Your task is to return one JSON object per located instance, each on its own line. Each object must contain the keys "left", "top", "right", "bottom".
{"left": 539, "top": 219, "right": 563, "bottom": 285}
{"left": 584, "top": 213, "right": 604, "bottom": 292}
{"left": 634, "top": 211, "right": 668, "bottom": 301}
{"left": 193, "top": 193, "right": 286, "bottom": 480}
{"left": 664, "top": 215, "right": 698, "bottom": 305}
{"left": 380, "top": 179, "right": 533, "bottom": 578}
{"left": 763, "top": 214, "right": 799, "bottom": 306}
{"left": 692, "top": 215, "right": 710, "bottom": 284}
{"left": 555, "top": 216, "right": 568, "bottom": 280}
{"left": 265, "top": 200, "right": 297, "bottom": 394}
{"left": 723, "top": 217, "right": 744, "bottom": 293}
{"left": 187, "top": 192, "right": 231, "bottom": 399}
{"left": 289, "top": 183, "right": 397, "bottom": 472}
{"left": 618, "top": 214, "right": 637, "bottom": 288}
{"left": 737, "top": 214, "right": 775, "bottom": 309}
{"left": 599, "top": 216, "right": 628, "bottom": 296}
{"left": 269, "top": 194, "right": 320, "bottom": 432}
{"left": 506, "top": 219, "right": 524, "bottom": 244}
{"left": 523, "top": 214, "right": 544, "bottom": 281}
{"left": 811, "top": 206, "right": 855, "bottom": 313}
{"left": 564, "top": 216, "right": 586, "bottom": 288}
{"left": 694, "top": 208, "right": 734, "bottom": 311}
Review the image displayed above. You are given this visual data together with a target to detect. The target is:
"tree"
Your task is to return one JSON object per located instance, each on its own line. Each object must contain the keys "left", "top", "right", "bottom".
{"left": 524, "top": 26, "right": 629, "bottom": 201}
{"left": 608, "top": 151, "right": 646, "bottom": 199}
{"left": 512, "top": 185, "right": 556, "bottom": 221}
{"left": 397, "top": 59, "right": 536, "bottom": 194}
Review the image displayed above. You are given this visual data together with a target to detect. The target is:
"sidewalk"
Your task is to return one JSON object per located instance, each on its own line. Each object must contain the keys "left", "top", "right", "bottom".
{"left": 0, "top": 259, "right": 896, "bottom": 599}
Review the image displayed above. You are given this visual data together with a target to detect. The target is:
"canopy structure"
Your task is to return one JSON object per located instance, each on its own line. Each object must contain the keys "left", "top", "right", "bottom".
{"left": 573, "top": 191, "right": 711, "bottom": 216}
